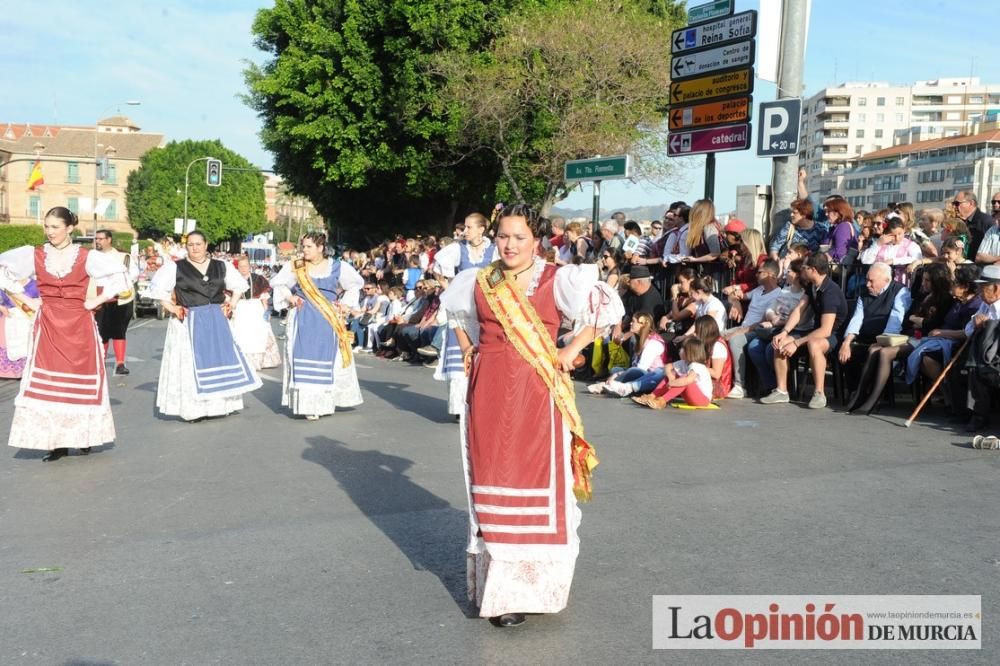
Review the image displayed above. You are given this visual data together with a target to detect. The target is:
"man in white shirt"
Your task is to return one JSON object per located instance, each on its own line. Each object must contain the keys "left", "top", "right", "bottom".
{"left": 960, "top": 264, "right": 1000, "bottom": 434}
{"left": 974, "top": 192, "right": 1000, "bottom": 266}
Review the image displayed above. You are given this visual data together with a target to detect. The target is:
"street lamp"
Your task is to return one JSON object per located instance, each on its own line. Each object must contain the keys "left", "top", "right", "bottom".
{"left": 93, "top": 100, "right": 140, "bottom": 235}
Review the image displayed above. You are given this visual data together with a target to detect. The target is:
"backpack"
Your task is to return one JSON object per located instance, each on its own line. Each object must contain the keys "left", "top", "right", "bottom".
{"left": 967, "top": 319, "right": 1000, "bottom": 387}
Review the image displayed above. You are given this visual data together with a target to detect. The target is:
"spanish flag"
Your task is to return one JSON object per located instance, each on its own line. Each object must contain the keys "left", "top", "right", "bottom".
{"left": 27, "top": 160, "right": 44, "bottom": 191}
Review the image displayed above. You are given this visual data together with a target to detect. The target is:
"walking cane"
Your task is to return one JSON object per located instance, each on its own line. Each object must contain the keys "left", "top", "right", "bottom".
{"left": 904, "top": 337, "right": 970, "bottom": 428}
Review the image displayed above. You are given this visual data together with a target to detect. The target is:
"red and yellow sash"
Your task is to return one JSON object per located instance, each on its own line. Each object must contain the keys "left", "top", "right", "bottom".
{"left": 476, "top": 261, "right": 599, "bottom": 502}
{"left": 293, "top": 259, "right": 353, "bottom": 368}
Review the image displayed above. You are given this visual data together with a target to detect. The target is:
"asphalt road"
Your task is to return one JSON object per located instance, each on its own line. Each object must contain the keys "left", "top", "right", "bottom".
{"left": 1, "top": 317, "right": 998, "bottom": 665}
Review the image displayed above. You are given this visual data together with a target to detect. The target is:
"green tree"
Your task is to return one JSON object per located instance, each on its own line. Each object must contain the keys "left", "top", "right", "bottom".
{"left": 435, "top": 0, "right": 686, "bottom": 215}
{"left": 125, "top": 140, "right": 266, "bottom": 243}
{"left": 244, "top": 0, "right": 533, "bottom": 242}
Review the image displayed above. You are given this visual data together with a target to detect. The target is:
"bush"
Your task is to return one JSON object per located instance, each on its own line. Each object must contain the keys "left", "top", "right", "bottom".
{"left": 0, "top": 225, "right": 46, "bottom": 252}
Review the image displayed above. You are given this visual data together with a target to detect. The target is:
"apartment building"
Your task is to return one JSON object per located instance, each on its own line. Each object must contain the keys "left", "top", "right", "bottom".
{"left": 0, "top": 116, "right": 165, "bottom": 232}
{"left": 829, "top": 127, "right": 1000, "bottom": 212}
{"left": 799, "top": 77, "right": 1000, "bottom": 197}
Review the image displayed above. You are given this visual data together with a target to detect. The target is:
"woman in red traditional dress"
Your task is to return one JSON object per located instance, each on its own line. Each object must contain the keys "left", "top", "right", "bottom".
{"left": 0, "top": 207, "right": 129, "bottom": 461}
{"left": 440, "top": 204, "right": 623, "bottom": 628}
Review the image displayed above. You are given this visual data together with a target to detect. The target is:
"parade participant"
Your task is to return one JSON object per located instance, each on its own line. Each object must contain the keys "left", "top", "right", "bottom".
{"left": 432, "top": 213, "right": 497, "bottom": 416}
{"left": 0, "top": 207, "right": 129, "bottom": 461}
{"left": 440, "top": 204, "right": 624, "bottom": 628}
{"left": 231, "top": 255, "right": 281, "bottom": 370}
{"left": 149, "top": 231, "right": 262, "bottom": 422}
{"left": 0, "top": 278, "right": 39, "bottom": 379}
{"left": 270, "top": 232, "right": 363, "bottom": 420}
{"left": 92, "top": 229, "right": 140, "bottom": 375}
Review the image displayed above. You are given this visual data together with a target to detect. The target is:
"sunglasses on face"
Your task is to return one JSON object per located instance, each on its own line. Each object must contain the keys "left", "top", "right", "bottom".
{"left": 992, "top": 200, "right": 1000, "bottom": 205}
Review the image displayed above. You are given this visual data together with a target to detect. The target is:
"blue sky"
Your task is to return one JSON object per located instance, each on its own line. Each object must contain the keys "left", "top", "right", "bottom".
{"left": 4, "top": 1, "right": 997, "bottom": 213}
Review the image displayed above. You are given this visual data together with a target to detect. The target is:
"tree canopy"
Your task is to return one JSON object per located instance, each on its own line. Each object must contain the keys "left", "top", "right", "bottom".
{"left": 244, "top": 0, "right": 685, "bottom": 238}
{"left": 125, "top": 140, "right": 266, "bottom": 243}
{"left": 435, "top": 0, "right": 685, "bottom": 215}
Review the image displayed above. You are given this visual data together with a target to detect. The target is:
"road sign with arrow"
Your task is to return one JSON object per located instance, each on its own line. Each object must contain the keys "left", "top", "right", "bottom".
{"left": 667, "top": 123, "right": 751, "bottom": 157}
{"left": 670, "top": 10, "right": 757, "bottom": 55}
{"left": 670, "top": 67, "right": 753, "bottom": 106}
{"left": 670, "top": 40, "right": 754, "bottom": 81}
{"left": 668, "top": 97, "right": 751, "bottom": 131}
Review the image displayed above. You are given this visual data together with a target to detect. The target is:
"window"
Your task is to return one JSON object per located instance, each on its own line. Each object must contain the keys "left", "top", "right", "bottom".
{"left": 875, "top": 129, "right": 884, "bottom": 138}
{"left": 67, "top": 197, "right": 79, "bottom": 214}
{"left": 845, "top": 178, "right": 867, "bottom": 190}
{"left": 856, "top": 129, "right": 865, "bottom": 138}
{"left": 877, "top": 97, "right": 886, "bottom": 106}
{"left": 895, "top": 113, "right": 904, "bottom": 122}
{"left": 858, "top": 97, "right": 868, "bottom": 107}
{"left": 953, "top": 166, "right": 974, "bottom": 185}
{"left": 105, "top": 164, "right": 117, "bottom": 185}
{"left": 857, "top": 113, "right": 867, "bottom": 122}
{"left": 872, "top": 174, "right": 906, "bottom": 192}
{"left": 895, "top": 96, "right": 905, "bottom": 105}
{"left": 28, "top": 195, "right": 40, "bottom": 218}
{"left": 916, "top": 190, "right": 945, "bottom": 203}
{"left": 970, "top": 95, "right": 984, "bottom": 104}
{"left": 876, "top": 113, "right": 885, "bottom": 122}
{"left": 66, "top": 162, "right": 80, "bottom": 184}
{"left": 104, "top": 200, "right": 117, "bottom": 220}
{"left": 918, "top": 169, "right": 946, "bottom": 183}
{"left": 855, "top": 145, "right": 863, "bottom": 155}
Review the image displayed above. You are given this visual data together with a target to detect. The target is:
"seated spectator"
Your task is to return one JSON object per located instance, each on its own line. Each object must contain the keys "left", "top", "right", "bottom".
{"left": 770, "top": 197, "right": 828, "bottom": 260}
{"left": 658, "top": 267, "right": 698, "bottom": 334}
{"left": 941, "top": 217, "right": 972, "bottom": 258}
{"left": 908, "top": 265, "right": 982, "bottom": 390}
{"left": 953, "top": 264, "right": 1000, "bottom": 433}
{"left": 587, "top": 312, "right": 665, "bottom": 397}
{"left": 347, "top": 281, "right": 381, "bottom": 352}
{"left": 847, "top": 263, "right": 949, "bottom": 414}
{"left": 614, "top": 265, "right": 665, "bottom": 349}
{"left": 393, "top": 280, "right": 442, "bottom": 362}
{"left": 975, "top": 197, "right": 1000, "bottom": 266}
{"left": 722, "top": 223, "right": 767, "bottom": 303}
{"left": 376, "top": 282, "right": 427, "bottom": 358}
{"left": 760, "top": 253, "right": 848, "bottom": 409}
{"left": 837, "top": 262, "right": 912, "bottom": 401}
{"left": 723, "top": 259, "right": 782, "bottom": 399}
{"left": 632, "top": 337, "right": 713, "bottom": 410}
{"left": 403, "top": 254, "right": 423, "bottom": 300}
{"left": 363, "top": 281, "right": 393, "bottom": 353}
{"left": 645, "top": 314, "right": 732, "bottom": 403}
{"left": 778, "top": 242, "right": 810, "bottom": 284}
{"left": 679, "top": 276, "right": 725, "bottom": 337}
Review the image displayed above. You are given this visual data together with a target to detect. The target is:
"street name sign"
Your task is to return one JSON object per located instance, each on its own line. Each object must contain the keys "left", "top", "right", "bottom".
{"left": 756, "top": 99, "right": 803, "bottom": 157}
{"left": 671, "top": 10, "right": 757, "bottom": 55}
{"left": 669, "top": 67, "right": 753, "bottom": 105}
{"left": 564, "top": 155, "right": 631, "bottom": 182}
{"left": 667, "top": 123, "right": 752, "bottom": 157}
{"left": 687, "top": 0, "right": 734, "bottom": 25}
{"left": 668, "top": 97, "right": 752, "bottom": 131}
{"left": 671, "top": 40, "right": 754, "bottom": 80}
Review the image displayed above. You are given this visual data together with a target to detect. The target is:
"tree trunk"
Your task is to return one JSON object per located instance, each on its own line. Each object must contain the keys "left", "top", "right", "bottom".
{"left": 499, "top": 158, "right": 526, "bottom": 204}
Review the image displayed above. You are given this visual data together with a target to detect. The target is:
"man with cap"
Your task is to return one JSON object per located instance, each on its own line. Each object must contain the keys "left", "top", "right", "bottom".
{"left": 957, "top": 264, "right": 1000, "bottom": 434}
{"left": 612, "top": 264, "right": 665, "bottom": 351}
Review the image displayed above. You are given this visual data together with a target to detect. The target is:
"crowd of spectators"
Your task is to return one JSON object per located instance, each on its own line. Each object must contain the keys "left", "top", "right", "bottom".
{"left": 239, "top": 173, "right": 1000, "bottom": 444}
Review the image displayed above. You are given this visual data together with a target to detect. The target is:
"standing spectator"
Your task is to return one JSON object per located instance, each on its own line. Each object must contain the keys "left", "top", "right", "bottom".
{"left": 722, "top": 222, "right": 767, "bottom": 302}
{"left": 770, "top": 198, "right": 828, "bottom": 260}
{"left": 683, "top": 199, "right": 723, "bottom": 263}
{"left": 974, "top": 192, "right": 1000, "bottom": 266}
{"left": 657, "top": 204, "right": 691, "bottom": 265}
{"left": 916, "top": 208, "right": 945, "bottom": 257}
{"left": 557, "top": 221, "right": 592, "bottom": 265}
{"left": 760, "top": 253, "right": 848, "bottom": 409}
{"left": 952, "top": 190, "right": 993, "bottom": 259}
{"left": 599, "top": 248, "right": 625, "bottom": 290}
{"left": 822, "top": 199, "right": 857, "bottom": 264}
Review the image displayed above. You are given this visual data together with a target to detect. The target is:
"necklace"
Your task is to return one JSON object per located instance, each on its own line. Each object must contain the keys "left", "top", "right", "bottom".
{"left": 467, "top": 239, "right": 484, "bottom": 248}
{"left": 51, "top": 240, "right": 72, "bottom": 251}
{"left": 506, "top": 261, "right": 535, "bottom": 280}
{"left": 188, "top": 256, "right": 211, "bottom": 281}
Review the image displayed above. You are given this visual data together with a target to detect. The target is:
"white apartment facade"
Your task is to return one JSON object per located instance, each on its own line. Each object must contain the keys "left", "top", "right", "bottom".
{"left": 799, "top": 77, "right": 1000, "bottom": 197}
{"left": 829, "top": 128, "right": 1000, "bottom": 213}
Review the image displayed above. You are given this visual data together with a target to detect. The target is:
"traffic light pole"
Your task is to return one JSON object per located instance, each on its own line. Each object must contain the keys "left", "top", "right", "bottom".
{"left": 183, "top": 156, "right": 214, "bottom": 235}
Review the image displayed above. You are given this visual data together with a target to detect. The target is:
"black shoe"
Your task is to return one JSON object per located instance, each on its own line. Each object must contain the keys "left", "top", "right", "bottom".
{"left": 114, "top": 365, "right": 130, "bottom": 376}
{"left": 79, "top": 447, "right": 92, "bottom": 455}
{"left": 491, "top": 613, "right": 526, "bottom": 627}
{"left": 965, "top": 415, "right": 989, "bottom": 433}
{"left": 43, "top": 448, "right": 69, "bottom": 462}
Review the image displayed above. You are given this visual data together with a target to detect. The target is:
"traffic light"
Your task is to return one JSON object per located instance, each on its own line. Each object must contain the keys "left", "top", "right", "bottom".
{"left": 206, "top": 159, "right": 222, "bottom": 187}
